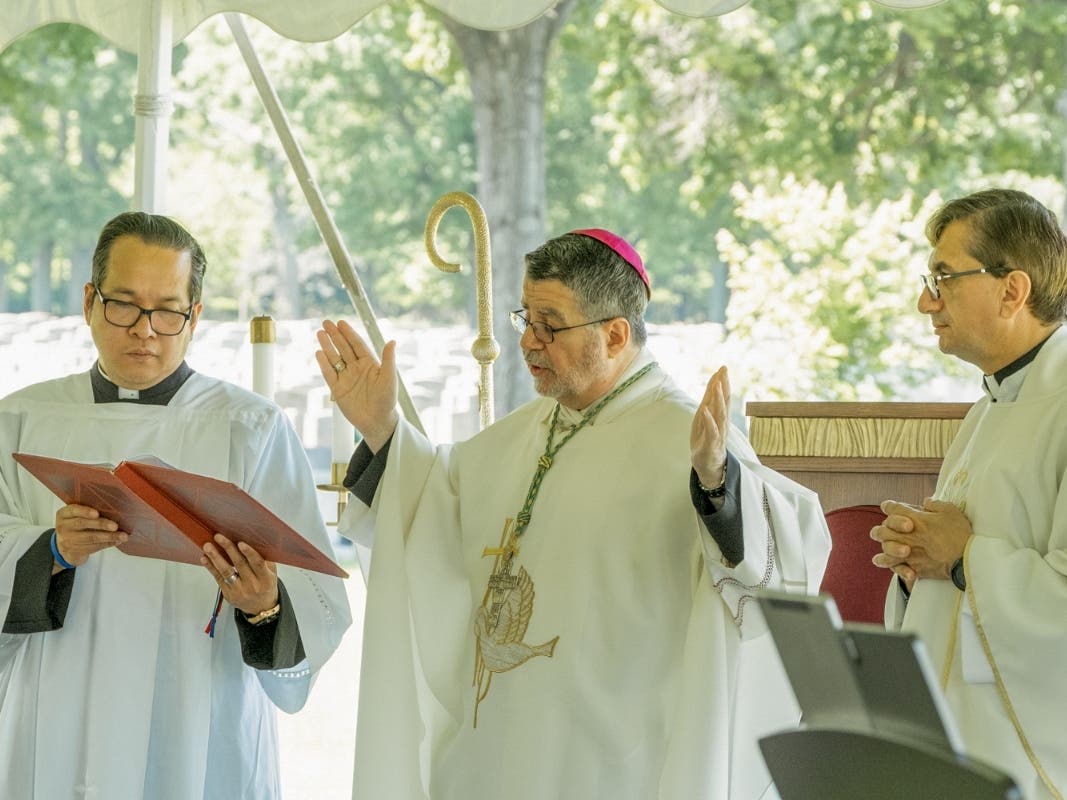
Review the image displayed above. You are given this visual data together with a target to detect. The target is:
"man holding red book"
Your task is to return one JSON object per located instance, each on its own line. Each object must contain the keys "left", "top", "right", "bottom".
{"left": 0, "top": 211, "right": 351, "bottom": 799}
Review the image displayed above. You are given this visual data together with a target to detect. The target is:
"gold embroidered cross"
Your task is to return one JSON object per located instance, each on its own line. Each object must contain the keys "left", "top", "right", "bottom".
{"left": 481, "top": 519, "right": 521, "bottom": 561}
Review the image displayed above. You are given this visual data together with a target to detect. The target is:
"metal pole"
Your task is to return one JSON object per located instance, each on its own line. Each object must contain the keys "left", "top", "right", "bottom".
{"left": 224, "top": 12, "right": 424, "bottom": 435}
{"left": 133, "top": 0, "right": 173, "bottom": 212}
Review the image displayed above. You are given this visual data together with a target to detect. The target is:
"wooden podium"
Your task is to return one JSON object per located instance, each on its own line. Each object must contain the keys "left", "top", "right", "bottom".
{"left": 745, "top": 402, "right": 973, "bottom": 512}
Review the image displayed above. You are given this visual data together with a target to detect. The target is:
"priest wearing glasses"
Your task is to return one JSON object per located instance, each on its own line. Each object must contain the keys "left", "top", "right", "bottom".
{"left": 317, "top": 229, "right": 830, "bottom": 800}
{"left": 0, "top": 211, "right": 351, "bottom": 799}
{"left": 873, "top": 189, "right": 1067, "bottom": 798}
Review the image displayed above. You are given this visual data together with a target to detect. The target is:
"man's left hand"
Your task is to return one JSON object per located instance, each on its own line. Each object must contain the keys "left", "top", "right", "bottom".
{"left": 690, "top": 365, "right": 730, "bottom": 487}
{"left": 201, "top": 534, "right": 280, "bottom": 616}
{"left": 871, "top": 498, "right": 973, "bottom": 584}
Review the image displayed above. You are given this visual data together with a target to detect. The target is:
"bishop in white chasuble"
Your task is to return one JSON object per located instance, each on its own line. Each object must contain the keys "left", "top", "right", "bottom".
{"left": 321, "top": 229, "right": 830, "bottom": 800}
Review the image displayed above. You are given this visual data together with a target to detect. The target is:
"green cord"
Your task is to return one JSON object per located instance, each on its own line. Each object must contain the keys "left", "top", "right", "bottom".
{"left": 512, "top": 361, "right": 657, "bottom": 539}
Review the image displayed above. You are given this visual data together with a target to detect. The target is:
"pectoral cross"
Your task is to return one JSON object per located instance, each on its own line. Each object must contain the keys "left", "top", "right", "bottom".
{"left": 482, "top": 518, "right": 521, "bottom": 563}
{"left": 481, "top": 519, "right": 522, "bottom": 630}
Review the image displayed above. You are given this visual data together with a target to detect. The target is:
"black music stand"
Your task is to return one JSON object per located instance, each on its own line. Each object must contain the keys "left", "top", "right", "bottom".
{"left": 754, "top": 591, "right": 1022, "bottom": 800}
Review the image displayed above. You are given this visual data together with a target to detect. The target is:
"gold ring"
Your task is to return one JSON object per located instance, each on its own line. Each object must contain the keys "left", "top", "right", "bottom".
{"left": 333, "top": 359, "right": 347, "bottom": 374}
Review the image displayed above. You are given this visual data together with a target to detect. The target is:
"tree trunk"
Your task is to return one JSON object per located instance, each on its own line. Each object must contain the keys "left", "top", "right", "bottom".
{"left": 32, "top": 241, "right": 53, "bottom": 312}
{"left": 710, "top": 257, "right": 729, "bottom": 324}
{"left": 0, "top": 259, "right": 9, "bottom": 312}
{"left": 442, "top": 0, "right": 576, "bottom": 416}
{"left": 262, "top": 146, "right": 303, "bottom": 318}
{"left": 66, "top": 244, "right": 93, "bottom": 314}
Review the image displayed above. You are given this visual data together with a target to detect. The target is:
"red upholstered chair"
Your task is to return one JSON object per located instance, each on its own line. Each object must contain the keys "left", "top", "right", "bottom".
{"left": 820, "top": 505, "right": 890, "bottom": 625}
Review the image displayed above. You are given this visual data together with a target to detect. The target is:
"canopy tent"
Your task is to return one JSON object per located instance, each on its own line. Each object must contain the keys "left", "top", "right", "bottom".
{"left": 0, "top": 0, "right": 945, "bottom": 53}
{"left": 0, "top": 0, "right": 946, "bottom": 427}
{"left": 0, "top": 0, "right": 943, "bottom": 211}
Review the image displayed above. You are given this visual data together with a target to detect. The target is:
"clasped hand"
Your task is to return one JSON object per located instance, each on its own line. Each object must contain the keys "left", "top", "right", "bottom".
{"left": 870, "top": 498, "right": 973, "bottom": 592}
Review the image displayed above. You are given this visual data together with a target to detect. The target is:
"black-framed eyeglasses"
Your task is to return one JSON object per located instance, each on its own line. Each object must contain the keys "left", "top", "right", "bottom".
{"left": 509, "top": 309, "right": 614, "bottom": 344}
{"left": 919, "top": 268, "right": 992, "bottom": 300}
{"left": 93, "top": 286, "right": 194, "bottom": 336}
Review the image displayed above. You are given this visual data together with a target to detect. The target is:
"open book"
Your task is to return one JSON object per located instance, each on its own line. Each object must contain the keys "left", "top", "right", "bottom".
{"left": 14, "top": 452, "right": 348, "bottom": 578}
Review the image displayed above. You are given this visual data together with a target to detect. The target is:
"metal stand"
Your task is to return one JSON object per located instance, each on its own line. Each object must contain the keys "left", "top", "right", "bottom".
{"left": 316, "top": 462, "right": 349, "bottom": 527}
{"left": 761, "top": 728, "right": 1021, "bottom": 800}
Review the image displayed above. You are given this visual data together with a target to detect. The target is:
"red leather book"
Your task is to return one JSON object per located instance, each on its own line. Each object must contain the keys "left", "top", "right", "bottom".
{"left": 13, "top": 452, "right": 348, "bottom": 578}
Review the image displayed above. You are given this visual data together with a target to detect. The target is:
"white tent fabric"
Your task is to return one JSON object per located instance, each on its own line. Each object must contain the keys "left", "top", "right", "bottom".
{"left": 1, "top": 0, "right": 946, "bottom": 51}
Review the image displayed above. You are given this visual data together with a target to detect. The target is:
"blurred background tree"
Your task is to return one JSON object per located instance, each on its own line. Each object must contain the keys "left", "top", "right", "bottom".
{"left": 1, "top": 0, "right": 1065, "bottom": 409}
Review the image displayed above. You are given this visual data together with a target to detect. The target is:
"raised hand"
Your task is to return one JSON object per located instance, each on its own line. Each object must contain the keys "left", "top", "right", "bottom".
{"left": 53, "top": 504, "right": 129, "bottom": 569}
{"left": 690, "top": 365, "right": 730, "bottom": 488}
{"left": 315, "top": 319, "right": 399, "bottom": 453}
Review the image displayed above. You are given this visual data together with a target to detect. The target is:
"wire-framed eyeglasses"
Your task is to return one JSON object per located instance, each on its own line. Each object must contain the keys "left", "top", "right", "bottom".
{"left": 919, "top": 268, "right": 992, "bottom": 300}
{"left": 94, "top": 286, "right": 194, "bottom": 335}
{"left": 509, "top": 309, "right": 614, "bottom": 344}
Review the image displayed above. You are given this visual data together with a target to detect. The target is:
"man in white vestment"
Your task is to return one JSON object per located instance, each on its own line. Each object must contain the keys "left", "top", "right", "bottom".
{"left": 872, "top": 189, "right": 1067, "bottom": 799}
{"left": 0, "top": 212, "right": 352, "bottom": 799}
{"left": 316, "top": 229, "right": 831, "bottom": 800}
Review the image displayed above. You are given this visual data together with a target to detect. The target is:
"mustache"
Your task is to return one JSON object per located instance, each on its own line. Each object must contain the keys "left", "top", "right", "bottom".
{"left": 525, "top": 352, "right": 549, "bottom": 368}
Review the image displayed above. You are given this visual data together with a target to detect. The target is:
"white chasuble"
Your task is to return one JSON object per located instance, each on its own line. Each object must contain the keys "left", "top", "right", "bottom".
{"left": 886, "top": 326, "right": 1067, "bottom": 800}
{"left": 0, "top": 372, "right": 351, "bottom": 800}
{"left": 343, "top": 352, "right": 830, "bottom": 800}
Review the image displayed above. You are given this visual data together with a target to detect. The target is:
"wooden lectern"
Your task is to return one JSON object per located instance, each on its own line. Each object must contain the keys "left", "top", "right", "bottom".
{"left": 745, "top": 401, "right": 973, "bottom": 512}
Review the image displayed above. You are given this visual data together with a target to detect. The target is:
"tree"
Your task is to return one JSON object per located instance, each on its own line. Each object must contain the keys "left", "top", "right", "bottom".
{"left": 5, "top": 2, "right": 1067, "bottom": 413}
{"left": 714, "top": 171, "right": 975, "bottom": 402}
{"left": 437, "top": 1, "right": 578, "bottom": 413}
{"left": 0, "top": 24, "right": 137, "bottom": 313}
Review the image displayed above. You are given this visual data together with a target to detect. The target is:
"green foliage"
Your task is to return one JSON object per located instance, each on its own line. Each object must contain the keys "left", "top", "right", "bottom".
{"left": 715, "top": 172, "right": 971, "bottom": 401}
{"left": 0, "top": 23, "right": 133, "bottom": 312}
{"left": 164, "top": 8, "right": 477, "bottom": 319}
{"left": 3, "top": 2, "right": 1067, "bottom": 402}
{"left": 584, "top": 0, "right": 1067, "bottom": 204}
{"left": 285, "top": 5, "right": 477, "bottom": 317}
{"left": 548, "top": 0, "right": 1067, "bottom": 398}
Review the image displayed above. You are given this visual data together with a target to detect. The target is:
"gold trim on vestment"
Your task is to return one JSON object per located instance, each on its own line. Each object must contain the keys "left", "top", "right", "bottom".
{"left": 964, "top": 543, "right": 1063, "bottom": 799}
{"left": 468, "top": 364, "right": 657, "bottom": 726}
{"left": 472, "top": 518, "right": 559, "bottom": 728}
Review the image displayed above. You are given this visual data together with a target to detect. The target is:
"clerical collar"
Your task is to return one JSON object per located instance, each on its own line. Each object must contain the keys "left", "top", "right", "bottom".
{"left": 981, "top": 329, "right": 1056, "bottom": 403}
{"left": 91, "top": 361, "right": 194, "bottom": 405}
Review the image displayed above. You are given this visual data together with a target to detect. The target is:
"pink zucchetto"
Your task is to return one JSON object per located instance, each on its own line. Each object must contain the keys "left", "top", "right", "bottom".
{"left": 569, "top": 228, "right": 651, "bottom": 298}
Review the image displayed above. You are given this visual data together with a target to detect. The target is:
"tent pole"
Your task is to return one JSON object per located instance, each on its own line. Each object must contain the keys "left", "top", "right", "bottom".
{"left": 133, "top": 0, "right": 173, "bottom": 212}
{"left": 224, "top": 12, "right": 425, "bottom": 435}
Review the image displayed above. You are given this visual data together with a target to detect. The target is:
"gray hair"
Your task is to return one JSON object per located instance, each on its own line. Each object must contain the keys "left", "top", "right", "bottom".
{"left": 91, "top": 211, "right": 208, "bottom": 304}
{"left": 926, "top": 189, "right": 1067, "bottom": 323}
{"left": 524, "top": 232, "right": 648, "bottom": 345}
